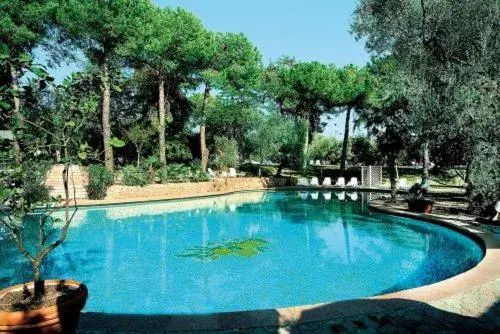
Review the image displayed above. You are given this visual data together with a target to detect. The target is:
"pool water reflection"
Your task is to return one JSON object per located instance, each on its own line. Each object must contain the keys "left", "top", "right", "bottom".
{"left": 0, "top": 191, "right": 483, "bottom": 315}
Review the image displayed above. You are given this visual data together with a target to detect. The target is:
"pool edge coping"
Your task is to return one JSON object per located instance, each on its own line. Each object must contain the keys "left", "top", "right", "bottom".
{"left": 77, "top": 195, "right": 499, "bottom": 332}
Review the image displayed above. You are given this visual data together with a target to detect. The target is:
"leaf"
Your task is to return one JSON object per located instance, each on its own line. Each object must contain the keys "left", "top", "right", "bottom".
{"left": 0, "top": 101, "right": 12, "bottom": 110}
{"left": 66, "top": 120, "right": 76, "bottom": 127}
{"left": 30, "top": 66, "right": 47, "bottom": 78}
{"left": 109, "top": 137, "right": 126, "bottom": 148}
{"left": 0, "top": 43, "right": 9, "bottom": 57}
{"left": 78, "top": 151, "right": 87, "bottom": 160}
{"left": 19, "top": 53, "right": 33, "bottom": 63}
{"left": 112, "top": 85, "right": 122, "bottom": 93}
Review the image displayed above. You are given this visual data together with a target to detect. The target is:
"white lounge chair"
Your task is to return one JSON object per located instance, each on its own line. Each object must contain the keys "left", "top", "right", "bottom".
{"left": 228, "top": 168, "right": 237, "bottom": 177}
{"left": 297, "top": 177, "right": 309, "bottom": 186}
{"left": 311, "top": 192, "right": 319, "bottom": 200}
{"left": 347, "top": 177, "right": 358, "bottom": 187}
{"left": 336, "top": 177, "right": 345, "bottom": 187}
{"left": 397, "top": 178, "right": 409, "bottom": 190}
{"left": 336, "top": 191, "right": 346, "bottom": 201}
{"left": 309, "top": 160, "right": 314, "bottom": 165}
{"left": 323, "top": 192, "right": 332, "bottom": 200}
{"left": 310, "top": 177, "right": 319, "bottom": 186}
{"left": 315, "top": 160, "right": 321, "bottom": 166}
{"left": 207, "top": 168, "right": 216, "bottom": 179}
{"left": 322, "top": 177, "right": 332, "bottom": 186}
{"left": 221, "top": 171, "right": 228, "bottom": 177}
{"left": 348, "top": 192, "right": 358, "bottom": 201}
{"left": 299, "top": 191, "right": 308, "bottom": 200}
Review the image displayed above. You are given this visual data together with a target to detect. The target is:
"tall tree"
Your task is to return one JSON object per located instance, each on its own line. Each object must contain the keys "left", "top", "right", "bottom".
{"left": 57, "top": 0, "right": 152, "bottom": 172}
{"left": 262, "top": 59, "right": 342, "bottom": 173}
{"left": 352, "top": 0, "right": 499, "bottom": 204}
{"left": 122, "top": 7, "right": 208, "bottom": 164}
{"left": 0, "top": 0, "right": 56, "bottom": 162}
{"left": 198, "top": 32, "right": 262, "bottom": 171}
{"left": 338, "top": 65, "right": 371, "bottom": 173}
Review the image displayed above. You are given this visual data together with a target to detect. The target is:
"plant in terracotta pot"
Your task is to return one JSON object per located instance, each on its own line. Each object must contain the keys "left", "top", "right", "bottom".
{"left": 0, "top": 57, "right": 107, "bottom": 332}
{"left": 0, "top": 163, "right": 87, "bottom": 333}
{"left": 406, "top": 182, "right": 434, "bottom": 213}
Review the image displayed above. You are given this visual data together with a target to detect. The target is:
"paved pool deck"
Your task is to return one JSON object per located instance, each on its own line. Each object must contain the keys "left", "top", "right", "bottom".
{"left": 77, "top": 193, "right": 500, "bottom": 333}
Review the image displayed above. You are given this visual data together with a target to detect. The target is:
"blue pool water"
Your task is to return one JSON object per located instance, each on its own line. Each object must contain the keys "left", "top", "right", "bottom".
{"left": 0, "top": 191, "right": 483, "bottom": 315}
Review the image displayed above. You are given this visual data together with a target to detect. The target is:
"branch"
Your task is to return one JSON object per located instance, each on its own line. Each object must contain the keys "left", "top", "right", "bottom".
{"left": 35, "top": 164, "right": 78, "bottom": 263}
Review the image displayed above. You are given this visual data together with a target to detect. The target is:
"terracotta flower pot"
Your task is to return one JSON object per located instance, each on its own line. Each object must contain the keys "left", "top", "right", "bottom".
{"left": 0, "top": 280, "right": 87, "bottom": 333}
{"left": 407, "top": 198, "right": 434, "bottom": 214}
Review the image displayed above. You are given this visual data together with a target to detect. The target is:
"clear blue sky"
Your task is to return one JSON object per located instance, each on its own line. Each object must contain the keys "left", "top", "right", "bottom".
{"left": 41, "top": 0, "right": 369, "bottom": 138}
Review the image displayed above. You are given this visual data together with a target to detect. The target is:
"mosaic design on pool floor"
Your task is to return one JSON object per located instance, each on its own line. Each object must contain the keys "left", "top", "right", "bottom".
{"left": 177, "top": 238, "right": 270, "bottom": 261}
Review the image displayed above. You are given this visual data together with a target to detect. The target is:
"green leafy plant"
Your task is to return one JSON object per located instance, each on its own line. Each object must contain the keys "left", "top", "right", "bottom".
{"left": 213, "top": 136, "right": 239, "bottom": 171}
{"left": 157, "top": 163, "right": 191, "bottom": 183}
{"left": 86, "top": 164, "right": 113, "bottom": 200}
{"left": 121, "top": 165, "right": 149, "bottom": 187}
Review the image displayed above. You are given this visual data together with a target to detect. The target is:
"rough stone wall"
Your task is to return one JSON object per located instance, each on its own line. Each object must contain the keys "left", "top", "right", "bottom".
{"left": 104, "top": 177, "right": 296, "bottom": 201}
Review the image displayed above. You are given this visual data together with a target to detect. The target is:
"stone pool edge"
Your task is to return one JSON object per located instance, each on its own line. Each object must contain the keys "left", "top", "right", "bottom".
{"left": 77, "top": 194, "right": 499, "bottom": 332}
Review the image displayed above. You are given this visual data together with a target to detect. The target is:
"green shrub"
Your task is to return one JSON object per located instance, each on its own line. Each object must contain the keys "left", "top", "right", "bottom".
{"left": 86, "top": 164, "right": 113, "bottom": 199}
{"left": 214, "top": 136, "right": 239, "bottom": 171}
{"left": 166, "top": 140, "right": 192, "bottom": 162}
{"left": 157, "top": 164, "right": 191, "bottom": 183}
{"left": 468, "top": 143, "right": 500, "bottom": 216}
{"left": 122, "top": 165, "right": 149, "bottom": 187}
{"left": 189, "top": 165, "right": 209, "bottom": 182}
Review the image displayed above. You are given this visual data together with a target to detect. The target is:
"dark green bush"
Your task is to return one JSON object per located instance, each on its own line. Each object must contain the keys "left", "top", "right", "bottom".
{"left": 122, "top": 165, "right": 149, "bottom": 187}
{"left": 86, "top": 164, "right": 113, "bottom": 200}
{"left": 157, "top": 164, "right": 191, "bottom": 183}
{"left": 157, "top": 164, "right": 209, "bottom": 183}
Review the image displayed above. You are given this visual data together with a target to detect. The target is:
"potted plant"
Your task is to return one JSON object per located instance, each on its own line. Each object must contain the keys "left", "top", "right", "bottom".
{"left": 0, "top": 57, "right": 100, "bottom": 332}
{"left": 0, "top": 163, "right": 87, "bottom": 333}
{"left": 406, "top": 182, "right": 434, "bottom": 213}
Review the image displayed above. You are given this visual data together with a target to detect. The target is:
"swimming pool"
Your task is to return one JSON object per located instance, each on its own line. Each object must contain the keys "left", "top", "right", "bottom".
{"left": 0, "top": 190, "right": 483, "bottom": 315}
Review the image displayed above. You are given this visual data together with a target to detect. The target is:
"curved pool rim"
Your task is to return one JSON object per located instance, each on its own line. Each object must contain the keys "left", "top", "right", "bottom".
{"left": 75, "top": 189, "right": 500, "bottom": 332}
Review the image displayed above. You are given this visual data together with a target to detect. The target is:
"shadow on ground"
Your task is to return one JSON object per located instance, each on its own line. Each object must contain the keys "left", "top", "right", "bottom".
{"left": 77, "top": 298, "right": 500, "bottom": 333}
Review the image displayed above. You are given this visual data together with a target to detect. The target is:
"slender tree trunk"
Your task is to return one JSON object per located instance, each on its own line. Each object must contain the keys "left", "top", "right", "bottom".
{"left": 9, "top": 64, "right": 22, "bottom": 164}
{"left": 340, "top": 107, "right": 351, "bottom": 174}
{"left": 158, "top": 77, "right": 166, "bottom": 164}
{"left": 276, "top": 157, "right": 284, "bottom": 177}
{"left": 422, "top": 141, "right": 430, "bottom": 183}
{"left": 388, "top": 155, "right": 397, "bottom": 201}
{"left": 136, "top": 147, "right": 141, "bottom": 167}
{"left": 102, "top": 61, "right": 113, "bottom": 172}
{"left": 200, "top": 84, "right": 211, "bottom": 172}
{"left": 301, "top": 118, "right": 309, "bottom": 174}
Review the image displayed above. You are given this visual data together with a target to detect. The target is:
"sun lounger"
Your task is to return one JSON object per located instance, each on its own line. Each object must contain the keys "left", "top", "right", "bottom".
{"left": 310, "top": 177, "right": 319, "bottom": 186}
{"left": 322, "top": 177, "right": 332, "bottom": 186}
{"left": 336, "top": 177, "right": 345, "bottom": 187}
{"left": 346, "top": 177, "right": 358, "bottom": 187}
{"left": 298, "top": 177, "right": 309, "bottom": 186}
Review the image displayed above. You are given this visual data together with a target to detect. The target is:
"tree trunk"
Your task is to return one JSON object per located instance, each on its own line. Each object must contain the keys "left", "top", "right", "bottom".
{"left": 388, "top": 155, "right": 397, "bottom": 201}
{"left": 136, "top": 147, "right": 141, "bottom": 167}
{"left": 276, "top": 157, "right": 284, "bottom": 177}
{"left": 340, "top": 106, "right": 351, "bottom": 173}
{"left": 158, "top": 77, "right": 166, "bottom": 164}
{"left": 9, "top": 64, "right": 22, "bottom": 164}
{"left": 102, "top": 61, "right": 113, "bottom": 172}
{"left": 422, "top": 141, "right": 430, "bottom": 183}
{"left": 200, "top": 84, "right": 211, "bottom": 172}
{"left": 301, "top": 119, "right": 309, "bottom": 174}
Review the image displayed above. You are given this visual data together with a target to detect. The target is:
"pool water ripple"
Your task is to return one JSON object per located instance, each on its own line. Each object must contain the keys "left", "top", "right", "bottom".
{"left": 0, "top": 191, "right": 483, "bottom": 315}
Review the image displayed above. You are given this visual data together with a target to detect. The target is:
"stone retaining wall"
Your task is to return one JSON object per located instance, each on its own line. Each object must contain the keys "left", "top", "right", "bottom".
{"left": 104, "top": 177, "right": 296, "bottom": 201}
